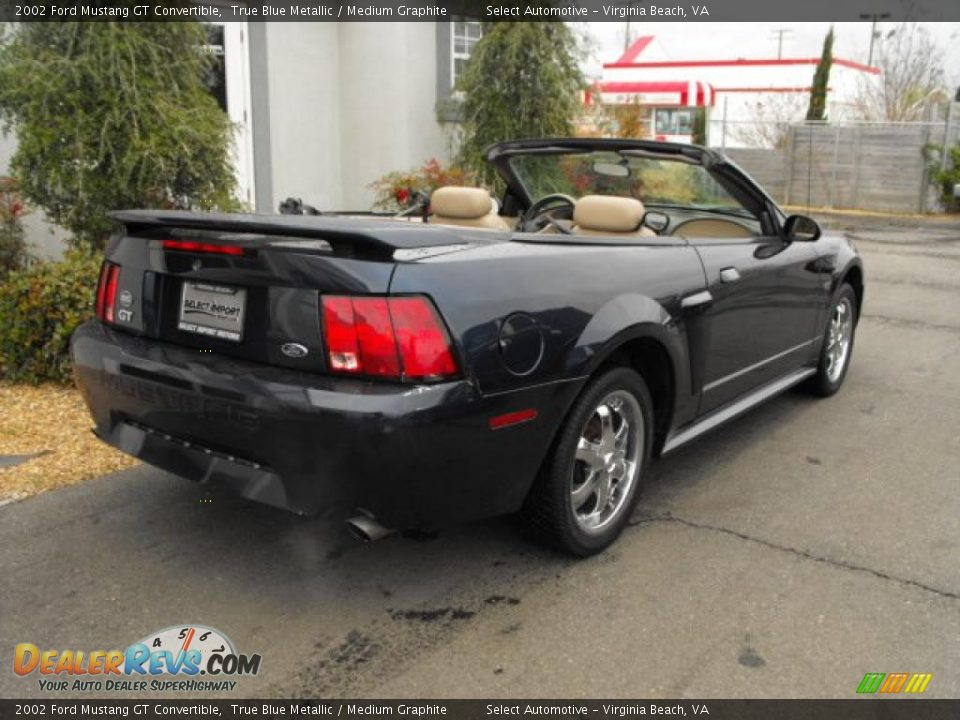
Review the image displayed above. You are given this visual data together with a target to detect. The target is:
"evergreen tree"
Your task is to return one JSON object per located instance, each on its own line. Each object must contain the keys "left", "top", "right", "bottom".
{"left": 0, "top": 21, "right": 237, "bottom": 248}
{"left": 691, "top": 108, "right": 708, "bottom": 145}
{"left": 457, "top": 22, "right": 585, "bottom": 187}
{"left": 806, "top": 26, "right": 834, "bottom": 122}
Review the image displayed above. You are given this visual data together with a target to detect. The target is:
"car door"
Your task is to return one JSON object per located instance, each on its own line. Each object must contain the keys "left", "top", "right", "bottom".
{"left": 691, "top": 233, "right": 824, "bottom": 415}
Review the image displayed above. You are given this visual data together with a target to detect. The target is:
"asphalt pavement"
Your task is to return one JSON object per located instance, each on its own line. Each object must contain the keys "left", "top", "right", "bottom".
{"left": 1, "top": 217, "right": 958, "bottom": 699}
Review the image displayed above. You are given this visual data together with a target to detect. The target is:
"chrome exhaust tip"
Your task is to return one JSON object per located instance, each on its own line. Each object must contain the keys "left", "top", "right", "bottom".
{"left": 345, "top": 514, "right": 394, "bottom": 543}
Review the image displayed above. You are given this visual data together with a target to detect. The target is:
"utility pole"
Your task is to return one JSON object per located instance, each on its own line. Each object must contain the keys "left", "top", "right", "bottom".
{"left": 941, "top": 100, "right": 955, "bottom": 174}
{"left": 617, "top": 1, "right": 643, "bottom": 52}
{"left": 859, "top": 12, "right": 891, "bottom": 66}
{"left": 770, "top": 28, "right": 793, "bottom": 60}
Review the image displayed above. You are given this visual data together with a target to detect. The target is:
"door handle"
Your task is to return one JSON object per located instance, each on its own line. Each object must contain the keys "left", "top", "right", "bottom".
{"left": 680, "top": 290, "right": 713, "bottom": 310}
{"left": 719, "top": 267, "right": 741, "bottom": 283}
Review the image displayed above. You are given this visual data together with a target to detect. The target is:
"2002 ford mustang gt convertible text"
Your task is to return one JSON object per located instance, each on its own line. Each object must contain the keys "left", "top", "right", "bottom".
{"left": 71, "top": 138, "right": 864, "bottom": 555}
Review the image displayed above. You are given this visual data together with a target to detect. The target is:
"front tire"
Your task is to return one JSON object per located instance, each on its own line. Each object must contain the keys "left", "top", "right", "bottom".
{"left": 522, "top": 367, "right": 653, "bottom": 556}
{"left": 807, "top": 283, "right": 858, "bottom": 397}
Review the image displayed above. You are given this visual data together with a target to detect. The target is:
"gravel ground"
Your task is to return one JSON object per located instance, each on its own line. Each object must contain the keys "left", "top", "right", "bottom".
{"left": 0, "top": 382, "right": 137, "bottom": 505}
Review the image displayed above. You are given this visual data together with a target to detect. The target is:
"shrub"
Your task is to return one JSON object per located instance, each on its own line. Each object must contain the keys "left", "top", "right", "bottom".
{"left": 924, "top": 143, "right": 960, "bottom": 212}
{"left": 369, "top": 158, "right": 477, "bottom": 212}
{"left": 0, "top": 22, "right": 237, "bottom": 249}
{"left": 0, "top": 248, "right": 101, "bottom": 384}
{"left": 0, "top": 176, "right": 29, "bottom": 278}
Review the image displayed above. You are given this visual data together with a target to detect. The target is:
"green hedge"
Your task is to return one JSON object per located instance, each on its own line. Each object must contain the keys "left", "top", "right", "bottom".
{"left": 0, "top": 248, "right": 101, "bottom": 383}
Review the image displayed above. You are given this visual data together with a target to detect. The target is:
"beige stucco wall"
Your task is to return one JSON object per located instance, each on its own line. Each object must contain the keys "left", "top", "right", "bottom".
{"left": 259, "top": 23, "right": 344, "bottom": 211}
{"left": 262, "top": 22, "right": 453, "bottom": 212}
{"left": 336, "top": 23, "right": 453, "bottom": 209}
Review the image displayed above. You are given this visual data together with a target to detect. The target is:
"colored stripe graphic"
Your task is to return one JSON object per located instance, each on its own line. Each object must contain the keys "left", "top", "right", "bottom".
{"left": 857, "top": 672, "right": 932, "bottom": 694}
{"left": 857, "top": 673, "right": 885, "bottom": 693}
{"left": 904, "top": 673, "right": 933, "bottom": 694}
{"left": 879, "top": 673, "right": 909, "bottom": 693}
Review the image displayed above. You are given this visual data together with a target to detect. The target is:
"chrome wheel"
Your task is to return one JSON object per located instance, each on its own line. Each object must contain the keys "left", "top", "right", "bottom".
{"left": 570, "top": 390, "right": 643, "bottom": 534}
{"left": 826, "top": 297, "right": 854, "bottom": 383}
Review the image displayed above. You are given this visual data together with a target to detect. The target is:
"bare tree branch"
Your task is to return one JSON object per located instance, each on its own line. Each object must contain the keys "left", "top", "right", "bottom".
{"left": 853, "top": 23, "right": 946, "bottom": 122}
{"left": 729, "top": 94, "right": 808, "bottom": 148}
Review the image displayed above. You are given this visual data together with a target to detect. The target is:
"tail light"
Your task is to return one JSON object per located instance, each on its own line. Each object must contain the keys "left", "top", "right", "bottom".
{"left": 161, "top": 239, "right": 247, "bottom": 256}
{"left": 96, "top": 262, "right": 121, "bottom": 323}
{"left": 321, "top": 295, "right": 458, "bottom": 381}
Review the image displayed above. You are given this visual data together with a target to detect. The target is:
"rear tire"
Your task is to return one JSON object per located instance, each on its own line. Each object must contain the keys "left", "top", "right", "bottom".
{"left": 806, "top": 283, "right": 858, "bottom": 397}
{"left": 521, "top": 367, "right": 653, "bottom": 556}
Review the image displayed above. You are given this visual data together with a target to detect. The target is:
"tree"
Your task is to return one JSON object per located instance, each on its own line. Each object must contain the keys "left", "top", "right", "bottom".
{"left": 806, "top": 26, "right": 834, "bottom": 122}
{"left": 730, "top": 94, "right": 808, "bottom": 148}
{"left": 604, "top": 97, "right": 649, "bottom": 140}
{"left": 456, "top": 22, "right": 585, "bottom": 186}
{"left": 0, "top": 22, "right": 237, "bottom": 249}
{"left": 853, "top": 23, "right": 946, "bottom": 121}
{"left": 691, "top": 108, "right": 707, "bottom": 145}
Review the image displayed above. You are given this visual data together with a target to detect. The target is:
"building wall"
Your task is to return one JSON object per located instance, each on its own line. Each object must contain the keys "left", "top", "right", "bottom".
{"left": 256, "top": 23, "right": 344, "bottom": 212}
{"left": 707, "top": 64, "right": 876, "bottom": 147}
{"left": 338, "top": 23, "right": 452, "bottom": 209}
{"left": 256, "top": 22, "right": 453, "bottom": 212}
{"left": 601, "top": 58, "right": 881, "bottom": 147}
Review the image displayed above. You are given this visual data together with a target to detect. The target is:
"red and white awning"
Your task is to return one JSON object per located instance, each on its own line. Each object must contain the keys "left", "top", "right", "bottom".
{"left": 590, "top": 81, "right": 716, "bottom": 108}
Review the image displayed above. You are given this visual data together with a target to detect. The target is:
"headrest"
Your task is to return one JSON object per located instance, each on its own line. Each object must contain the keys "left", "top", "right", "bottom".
{"left": 573, "top": 195, "right": 645, "bottom": 233}
{"left": 431, "top": 186, "right": 493, "bottom": 219}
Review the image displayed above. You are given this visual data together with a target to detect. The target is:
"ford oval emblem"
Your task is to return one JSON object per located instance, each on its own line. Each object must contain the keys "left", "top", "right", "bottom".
{"left": 281, "top": 343, "right": 309, "bottom": 359}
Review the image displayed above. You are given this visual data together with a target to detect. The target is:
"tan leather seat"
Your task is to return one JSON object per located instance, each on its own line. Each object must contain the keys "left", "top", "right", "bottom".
{"left": 428, "top": 187, "right": 510, "bottom": 231}
{"left": 572, "top": 195, "right": 656, "bottom": 237}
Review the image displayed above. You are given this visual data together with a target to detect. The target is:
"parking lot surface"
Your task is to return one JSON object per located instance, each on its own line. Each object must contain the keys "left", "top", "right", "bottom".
{"left": 1, "top": 222, "right": 958, "bottom": 699}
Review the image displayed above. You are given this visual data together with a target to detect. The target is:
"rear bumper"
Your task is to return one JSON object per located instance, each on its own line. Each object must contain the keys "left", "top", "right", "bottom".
{"left": 70, "top": 321, "right": 581, "bottom": 527}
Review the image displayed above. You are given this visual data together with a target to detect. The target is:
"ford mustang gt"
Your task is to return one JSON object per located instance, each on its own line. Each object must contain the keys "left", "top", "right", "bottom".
{"left": 71, "top": 138, "right": 863, "bottom": 555}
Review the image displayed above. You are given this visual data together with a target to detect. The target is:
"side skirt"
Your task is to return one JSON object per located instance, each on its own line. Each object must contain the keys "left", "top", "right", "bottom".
{"left": 661, "top": 366, "right": 816, "bottom": 454}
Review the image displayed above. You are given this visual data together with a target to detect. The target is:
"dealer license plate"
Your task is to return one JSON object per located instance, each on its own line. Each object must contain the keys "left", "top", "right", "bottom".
{"left": 177, "top": 282, "right": 247, "bottom": 342}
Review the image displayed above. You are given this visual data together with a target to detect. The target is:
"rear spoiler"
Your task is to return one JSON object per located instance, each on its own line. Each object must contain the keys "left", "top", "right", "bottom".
{"left": 109, "top": 210, "right": 475, "bottom": 253}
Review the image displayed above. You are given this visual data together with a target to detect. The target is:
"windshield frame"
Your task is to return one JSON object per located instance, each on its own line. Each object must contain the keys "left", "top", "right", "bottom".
{"left": 485, "top": 138, "right": 782, "bottom": 231}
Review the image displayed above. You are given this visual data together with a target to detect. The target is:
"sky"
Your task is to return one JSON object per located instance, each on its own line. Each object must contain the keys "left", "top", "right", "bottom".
{"left": 581, "top": 21, "right": 960, "bottom": 88}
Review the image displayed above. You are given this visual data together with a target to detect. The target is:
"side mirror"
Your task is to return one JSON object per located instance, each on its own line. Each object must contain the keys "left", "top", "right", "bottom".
{"left": 783, "top": 214, "right": 821, "bottom": 242}
{"left": 642, "top": 210, "right": 670, "bottom": 234}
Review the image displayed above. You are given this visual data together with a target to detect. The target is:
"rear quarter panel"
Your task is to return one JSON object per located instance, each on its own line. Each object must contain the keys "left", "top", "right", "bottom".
{"left": 390, "top": 238, "right": 707, "bottom": 430}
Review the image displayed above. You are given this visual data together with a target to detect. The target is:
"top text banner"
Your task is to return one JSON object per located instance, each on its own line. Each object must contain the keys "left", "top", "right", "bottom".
{"left": 2, "top": 0, "right": 960, "bottom": 22}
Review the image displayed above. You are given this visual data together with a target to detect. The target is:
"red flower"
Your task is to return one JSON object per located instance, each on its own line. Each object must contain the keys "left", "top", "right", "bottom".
{"left": 395, "top": 187, "right": 410, "bottom": 204}
{"left": 10, "top": 202, "right": 23, "bottom": 217}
